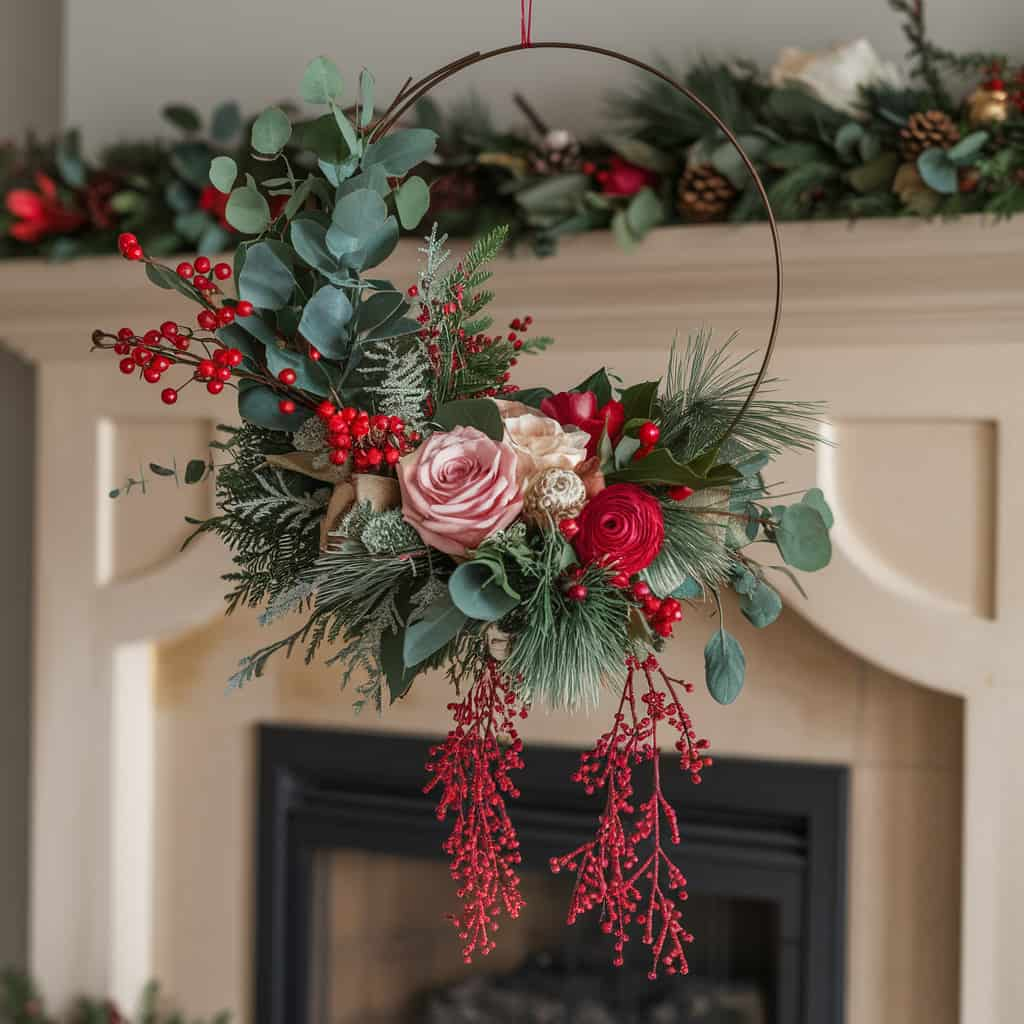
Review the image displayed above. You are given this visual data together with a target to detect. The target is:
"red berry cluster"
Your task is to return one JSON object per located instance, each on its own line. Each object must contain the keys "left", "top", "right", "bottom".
{"left": 423, "top": 660, "right": 529, "bottom": 963}
{"left": 629, "top": 580, "right": 684, "bottom": 639}
{"left": 983, "top": 64, "right": 1024, "bottom": 113}
{"left": 311, "top": 400, "right": 420, "bottom": 471}
{"left": 551, "top": 654, "right": 711, "bottom": 979}
{"left": 117, "top": 232, "right": 144, "bottom": 261}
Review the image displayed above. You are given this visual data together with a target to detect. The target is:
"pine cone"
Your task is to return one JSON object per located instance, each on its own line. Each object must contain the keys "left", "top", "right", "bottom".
{"left": 900, "top": 110, "right": 961, "bottom": 161}
{"left": 677, "top": 164, "right": 736, "bottom": 222}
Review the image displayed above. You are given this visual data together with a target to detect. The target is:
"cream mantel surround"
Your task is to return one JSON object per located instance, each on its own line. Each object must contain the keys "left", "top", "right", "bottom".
{"left": 2, "top": 216, "right": 1022, "bottom": 1022}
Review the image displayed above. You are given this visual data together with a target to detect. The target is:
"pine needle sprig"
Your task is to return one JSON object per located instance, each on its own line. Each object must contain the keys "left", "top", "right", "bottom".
{"left": 659, "top": 328, "right": 825, "bottom": 462}
{"left": 642, "top": 496, "right": 734, "bottom": 596}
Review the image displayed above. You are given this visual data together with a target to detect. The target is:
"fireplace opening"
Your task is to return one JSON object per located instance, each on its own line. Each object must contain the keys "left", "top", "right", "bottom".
{"left": 256, "top": 726, "right": 847, "bottom": 1024}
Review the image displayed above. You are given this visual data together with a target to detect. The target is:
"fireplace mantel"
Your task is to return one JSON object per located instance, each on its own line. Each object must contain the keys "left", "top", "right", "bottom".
{"left": 3, "top": 215, "right": 1023, "bottom": 1022}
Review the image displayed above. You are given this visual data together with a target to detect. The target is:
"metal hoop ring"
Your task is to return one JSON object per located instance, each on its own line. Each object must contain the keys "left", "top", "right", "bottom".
{"left": 374, "top": 42, "right": 783, "bottom": 440}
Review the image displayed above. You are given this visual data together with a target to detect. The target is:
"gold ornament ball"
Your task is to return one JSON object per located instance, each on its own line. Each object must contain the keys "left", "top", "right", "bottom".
{"left": 522, "top": 467, "right": 587, "bottom": 525}
{"left": 967, "top": 87, "right": 1009, "bottom": 126}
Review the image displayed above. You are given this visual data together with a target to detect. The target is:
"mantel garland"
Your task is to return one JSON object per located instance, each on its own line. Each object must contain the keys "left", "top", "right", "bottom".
{"left": 89, "top": 50, "right": 834, "bottom": 979}
{"left": 7, "top": 0, "right": 1024, "bottom": 260}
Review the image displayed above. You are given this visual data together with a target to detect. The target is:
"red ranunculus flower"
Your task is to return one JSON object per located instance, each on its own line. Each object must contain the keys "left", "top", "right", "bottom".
{"left": 573, "top": 483, "right": 665, "bottom": 576}
{"left": 596, "top": 156, "right": 659, "bottom": 197}
{"left": 5, "top": 172, "right": 86, "bottom": 243}
{"left": 540, "top": 390, "right": 625, "bottom": 458}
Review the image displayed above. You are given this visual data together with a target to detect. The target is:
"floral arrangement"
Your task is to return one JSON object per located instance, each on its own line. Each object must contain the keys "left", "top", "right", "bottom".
{"left": 90, "top": 55, "right": 834, "bottom": 979}
{"left": 9, "top": 0, "right": 1024, "bottom": 260}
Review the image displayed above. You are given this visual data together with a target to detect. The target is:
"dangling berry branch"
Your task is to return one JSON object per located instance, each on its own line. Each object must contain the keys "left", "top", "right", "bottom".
{"left": 551, "top": 654, "right": 711, "bottom": 978}
{"left": 423, "top": 659, "right": 529, "bottom": 962}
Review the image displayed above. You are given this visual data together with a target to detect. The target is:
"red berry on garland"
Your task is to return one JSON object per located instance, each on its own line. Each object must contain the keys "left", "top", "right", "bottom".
{"left": 173, "top": 335, "right": 190, "bottom": 351}
{"left": 124, "top": 244, "right": 144, "bottom": 261}
{"left": 631, "top": 580, "right": 651, "bottom": 600}
{"left": 384, "top": 446, "right": 400, "bottom": 466}
{"left": 638, "top": 421, "right": 660, "bottom": 447}
{"left": 176, "top": 262, "right": 194, "bottom": 279}
{"left": 153, "top": 355, "right": 172, "bottom": 373}
{"left": 132, "top": 346, "right": 152, "bottom": 365}
{"left": 160, "top": 321, "right": 178, "bottom": 338}
{"left": 194, "top": 256, "right": 211, "bottom": 274}
{"left": 633, "top": 444, "right": 653, "bottom": 461}
{"left": 443, "top": 301, "right": 458, "bottom": 315}
{"left": 118, "top": 357, "right": 136, "bottom": 375}
{"left": 654, "top": 619, "right": 674, "bottom": 638}
{"left": 371, "top": 413, "right": 389, "bottom": 432}
{"left": 366, "top": 447, "right": 383, "bottom": 467}
{"left": 160, "top": 388, "right": 178, "bottom": 405}
{"left": 213, "top": 262, "right": 232, "bottom": 280}
{"left": 143, "top": 366, "right": 162, "bottom": 384}
{"left": 206, "top": 380, "right": 224, "bottom": 395}
{"left": 226, "top": 348, "right": 244, "bottom": 367}
{"left": 341, "top": 406, "right": 358, "bottom": 423}
{"left": 212, "top": 348, "right": 229, "bottom": 365}
{"left": 407, "top": 284, "right": 419, "bottom": 298}
{"left": 611, "top": 571, "right": 630, "bottom": 588}
{"left": 196, "top": 359, "right": 216, "bottom": 379}
{"left": 278, "top": 367, "right": 297, "bottom": 386}
{"left": 236, "top": 300, "right": 253, "bottom": 317}
{"left": 143, "top": 329, "right": 160, "bottom": 346}
{"left": 558, "top": 517, "right": 580, "bottom": 540}
{"left": 193, "top": 275, "right": 211, "bottom": 291}
{"left": 308, "top": 345, "right": 321, "bottom": 360}
{"left": 217, "top": 307, "right": 235, "bottom": 325}
{"left": 329, "top": 449, "right": 348, "bottom": 466}
{"left": 278, "top": 399, "right": 296, "bottom": 415}
{"left": 643, "top": 594, "right": 662, "bottom": 615}
{"left": 117, "top": 327, "right": 134, "bottom": 341}
{"left": 317, "top": 400, "right": 336, "bottom": 419}
{"left": 114, "top": 342, "right": 130, "bottom": 356}
{"left": 668, "top": 485, "right": 695, "bottom": 502}
{"left": 196, "top": 310, "right": 217, "bottom": 330}
{"left": 567, "top": 583, "right": 589, "bottom": 602}
{"left": 388, "top": 416, "right": 405, "bottom": 434}
{"left": 117, "top": 232, "right": 137, "bottom": 250}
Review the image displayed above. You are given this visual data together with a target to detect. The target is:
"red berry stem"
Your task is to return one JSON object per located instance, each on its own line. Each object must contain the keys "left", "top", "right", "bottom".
{"left": 423, "top": 660, "right": 529, "bottom": 963}
{"left": 550, "top": 654, "right": 711, "bottom": 979}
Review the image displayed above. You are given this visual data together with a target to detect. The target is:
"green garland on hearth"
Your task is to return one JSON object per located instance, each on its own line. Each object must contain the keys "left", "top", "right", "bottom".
{"left": 4, "top": 0, "right": 1023, "bottom": 260}
{"left": 0, "top": 968, "right": 229, "bottom": 1024}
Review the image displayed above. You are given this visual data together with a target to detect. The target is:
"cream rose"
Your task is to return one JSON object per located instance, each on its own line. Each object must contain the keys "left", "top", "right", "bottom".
{"left": 397, "top": 426, "right": 522, "bottom": 557}
{"left": 770, "top": 39, "right": 904, "bottom": 118}
{"left": 502, "top": 411, "right": 589, "bottom": 486}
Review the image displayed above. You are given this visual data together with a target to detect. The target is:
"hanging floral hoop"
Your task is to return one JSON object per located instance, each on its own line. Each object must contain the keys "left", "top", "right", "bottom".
{"left": 89, "top": 39, "right": 833, "bottom": 983}
{"left": 372, "top": 41, "right": 784, "bottom": 441}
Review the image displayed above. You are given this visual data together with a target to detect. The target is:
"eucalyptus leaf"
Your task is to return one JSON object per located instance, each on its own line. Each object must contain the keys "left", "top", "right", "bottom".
{"left": 433, "top": 398, "right": 503, "bottom": 441}
{"left": 210, "top": 101, "right": 242, "bottom": 142}
{"left": 380, "top": 624, "right": 417, "bottom": 702}
{"left": 801, "top": 487, "right": 834, "bottom": 528}
{"left": 776, "top": 503, "right": 832, "bottom": 571}
{"left": 290, "top": 218, "right": 336, "bottom": 274}
{"left": 225, "top": 185, "right": 270, "bottom": 234}
{"left": 624, "top": 187, "right": 665, "bottom": 238}
{"left": 403, "top": 593, "right": 468, "bottom": 668}
{"left": 346, "top": 216, "right": 399, "bottom": 270}
{"left": 704, "top": 628, "right": 746, "bottom": 705}
{"left": 449, "top": 561, "right": 521, "bottom": 621}
{"left": 337, "top": 165, "right": 391, "bottom": 199}
{"left": 739, "top": 579, "right": 783, "bottom": 628}
{"left": 145, "top": 262, "right": 200, "bottom": 303}
{"left": 362, "top": 128, "right": 438, "bottom": 176}
{"left": 297, "top": 285, "right": 353, "bottom": 359}
{"left": 948, "top": 130, "right": 989, "bottom": 166}
{"left": 238, "top": 242, "right": 295, "bottom": 310}
{"left": 358, "top": 69, "right": 375, "bottom": 128}
{"left": 301, "top": 56, "right": 343, "bottom": 104}
{"left": 184, "top": 459, "right": 207, "bottom": 485}
{"left": 251, "top": 106, "right": 292, "bottom": 155}
{"left": 163, "top": 104, "right": 201, "bottom": 133}
{"left": 671, "top": 577, "right": 703, "bottom": 600}
{"left": 208, "top": 155, "right": 237, "bottom": 193}
{"left": 332, "top": 187, "right": 387, "bottom": 239}
{"left": 284, "top": 177, "right": 316, "bottom": 221}
{"left": 395, "top": 176, "right": 431, "bottom": 229}
{"left": 917, "top": 148, "right": 958, "bottom": 195}
{"left": 291, "top": 115, "right": 350, "bottom": 163}
{"left": 263, "top": 345, "right": 329, "bottom": 396}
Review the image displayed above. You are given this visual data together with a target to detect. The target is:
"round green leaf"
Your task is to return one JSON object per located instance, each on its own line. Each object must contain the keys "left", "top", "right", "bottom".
{"left": 801, "top": 487, "right": 834, "bottom": 528}
{"left": 776, "top": 503, "right": 832, "bottom": 572}
{"left": 210, "top": 101, "right": 242, "bottom": 142}
{"left": 739, "top": 580, "right": 783, "bottom": 629}
{"left": 917, "top": 148, "right": 958, "bottom": 195}
{"left": 403, "top": 594, "right": 467, "bottom": 668}
{"left": 238, "top": 242, "right": 295, "bottom": 310}
{"left": 251, "top": 106, "right": 292, "bottom": 155}
{"left": 225, "top": 186, "right": 270, "bottom": 234}
{"left": 395, "top": 176, "right": 430, "bottom": 230}
{"left": 361, "top": 128, "right": 438, "bottom": 176}
{"left": 297, "top": 285, "right": 353, "bottom": 358}
{"left": 208, "top": 155, "right": 237, "bottom": 194}
{"left": 332, "top": 188, "right": 387, "bottom": 239}
{"left": 704, "top": 628, "right": 746, "bottom": 705}
{"left": 301, "top": 56, "right": 343, "bottom": 104}
{"left": 162, "top": 104, "right": 201, "bottom": 133}
{"left": 290, "top": 219, "right": 336, "bottom": 274}
{"left": 449, "top": 562, "right": 521, "bottom": 621}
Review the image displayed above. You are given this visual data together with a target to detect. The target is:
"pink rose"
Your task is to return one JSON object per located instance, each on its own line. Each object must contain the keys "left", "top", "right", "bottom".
{"left": 397, "top": 426, "right": 523, "bottom": 557}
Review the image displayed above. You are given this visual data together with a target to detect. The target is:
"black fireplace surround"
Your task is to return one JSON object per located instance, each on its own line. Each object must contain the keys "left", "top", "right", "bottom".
{"left": 255, "top": 725, "right": 847, "bottom": 1024}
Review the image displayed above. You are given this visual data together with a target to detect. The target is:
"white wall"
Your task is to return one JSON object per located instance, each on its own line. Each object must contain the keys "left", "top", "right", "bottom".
{"left": 65, "top": 0, "right": 1023, "bottom": 149}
